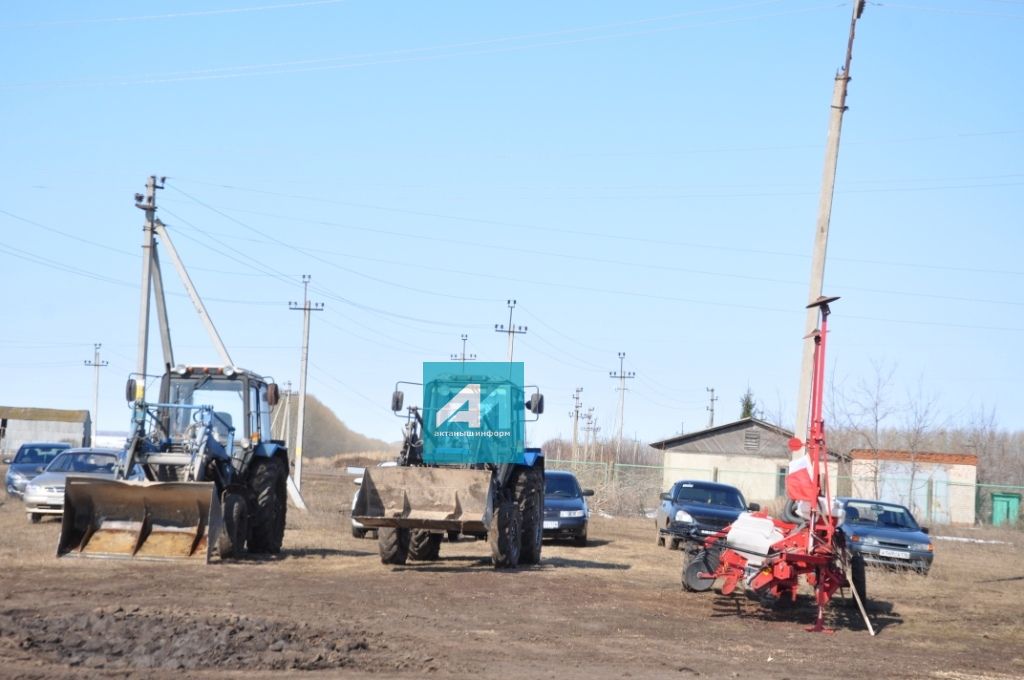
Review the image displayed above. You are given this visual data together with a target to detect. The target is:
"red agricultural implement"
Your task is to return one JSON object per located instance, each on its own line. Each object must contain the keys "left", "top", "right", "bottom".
{"left": 680, "top": 297, "right": 874, "bottom": 634}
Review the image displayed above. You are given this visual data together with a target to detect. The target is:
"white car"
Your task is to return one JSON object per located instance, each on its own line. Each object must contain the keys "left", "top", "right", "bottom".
{"left": 22, "top": 447, "right": 141, "bottom": 523}
{"left": 351, "top": 460, "right": 398, "bottom": 538}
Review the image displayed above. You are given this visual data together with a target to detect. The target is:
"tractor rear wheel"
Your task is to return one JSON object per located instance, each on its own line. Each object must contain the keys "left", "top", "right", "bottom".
{"left": 378, "top": 527, "right": 410, "bottom": 565}
{"left": 248, "top": 457, "right": 287, "bottom": 554}
{"left": 409, "top": 530, "right": 442, "bottom": 561}
{"left": 489, "top": 501, "right": 522, "bottom": 568}
{"left": 514, "top": 467, "right": 544, "bottom": 564}
{"left": 218, "top": 492, "right": 248, "bottom": 559}
{"left": 681, "top": 549, "right": 718, "bottom": 592}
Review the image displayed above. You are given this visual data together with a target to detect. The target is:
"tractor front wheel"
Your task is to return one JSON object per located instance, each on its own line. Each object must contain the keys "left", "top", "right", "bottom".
{"left": 218, "top": 492, "right": 249, "bottom": 559}
{"left": 489, "top": 501, "right": 522, "bottom": 569}
{"left": 248, "top": 457, "right": 287, "bottom": 554}
{"left": 514, "top": 467, "right": 544, "bottom": 564}
{"left": 379, "top": 527, "right": 411, "bottom": 565}
{"left": 409, "top": 530, "right": 442, "bottom": 561}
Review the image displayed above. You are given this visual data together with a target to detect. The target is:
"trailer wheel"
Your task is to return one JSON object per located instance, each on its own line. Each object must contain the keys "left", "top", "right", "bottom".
{"left": 378, "top": 527, "right": 410, "bottom": 565}
{"left": 490, "top": 501, "right": 522, "bottom": 568}
{"left": 514, "top": 467, "right": 544, "bottom": 564}
{"left": 409, "top": 530, "right": 442, "bottom": 561}
{"left": 218, "top": 492, "right": 248, "bottom": 559}
{"left": 248, "top": 457, "right": 287, "bottom": 554}
{"left": 682, "top": 549, "right": 718, "bottom": 592}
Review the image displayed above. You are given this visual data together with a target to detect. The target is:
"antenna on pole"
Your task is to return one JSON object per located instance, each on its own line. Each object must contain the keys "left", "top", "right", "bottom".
{"left": 706, "top": 387, "right": 718, "bottom": 428}
{"left": 609, "top": 352, "right": 635, "bottom": 458}
{"left": 289, "top": 275, "right": 323, "bottom": 493}
{"left": 494, "top": 299, "right": 527, "bottom": 362}
{"left": 83, "top": 343, "right": 108, "bottom": 445}
{"left": 451, "top": 334, "right": 477, "bottom": 368}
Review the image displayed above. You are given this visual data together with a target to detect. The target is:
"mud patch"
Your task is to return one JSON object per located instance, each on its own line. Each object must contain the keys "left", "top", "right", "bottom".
{"left": 0, "top": 605, "right": 431, "bottom": 673}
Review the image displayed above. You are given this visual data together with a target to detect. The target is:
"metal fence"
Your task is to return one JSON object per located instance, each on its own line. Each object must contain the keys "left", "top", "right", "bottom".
{"left": 545, "top": 458, "right": 1024, "bottom": 528}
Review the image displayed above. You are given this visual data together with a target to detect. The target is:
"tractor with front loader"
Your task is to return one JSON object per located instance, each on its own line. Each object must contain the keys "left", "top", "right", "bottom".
{"left": 56, "top": 176, "right": 295, "bottom": 562}
{"left": 353, "top": 363, "right": 545, "bottom": 568}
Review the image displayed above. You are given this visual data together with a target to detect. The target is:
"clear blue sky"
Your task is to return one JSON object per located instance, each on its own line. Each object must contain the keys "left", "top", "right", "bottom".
{"left": 2, "top": 1, "right": 1021, "bottom": 448}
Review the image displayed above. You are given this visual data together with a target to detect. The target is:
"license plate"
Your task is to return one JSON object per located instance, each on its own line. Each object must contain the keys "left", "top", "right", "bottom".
{"left": 543, "top": 520, "right": 559, "bottom": 529}
{"left": 879, "top": 548, "right": 911, "bottom": 560}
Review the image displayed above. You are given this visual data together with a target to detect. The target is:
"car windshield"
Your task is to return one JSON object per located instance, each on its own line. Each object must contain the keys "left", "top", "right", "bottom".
{"left": 675, "top": 484, "right": 744, "bottom": 509}
{"left": 14, "top": 445, "right": 68, "bottom": 465}
{"left": 545, "top": 474, "right": 581, "bottom": 497}
{"left": 46, "top": 452, "right": 117, "bottom": 474}
{"left": 844, "top": 501, "right": 920, "bottom": 530}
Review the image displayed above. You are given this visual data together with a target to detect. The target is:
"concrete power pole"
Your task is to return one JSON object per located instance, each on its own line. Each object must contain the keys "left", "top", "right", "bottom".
{"left": 794, "top": 0, "right": 866, "bottom": 459}
{"left": 451, "top": 334, "right": 477, "bottom": 368}
{"left": 706, "top": 387, "right": 718, "bottom": 429}
{"left": 494, "top": 299, "right": 527, "bottom": 362}
{"left": 609, "top": 352, "right": 635, "bottom": 458}
{"left": 83, "top": 343, "right": 108, "bottom": 445}
{"left": 569, "top": 388, "right": 583, "bottom": 462}
{"left": 289, "top": 275, "right": 323, "bottom": 491}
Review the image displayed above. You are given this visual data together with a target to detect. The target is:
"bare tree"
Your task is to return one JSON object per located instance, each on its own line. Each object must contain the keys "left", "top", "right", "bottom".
{"left": 844, "top": 359, "right": 899, "bottom": 497}
{"left": 898, "top": 377, "right": 944, "bottom": 517}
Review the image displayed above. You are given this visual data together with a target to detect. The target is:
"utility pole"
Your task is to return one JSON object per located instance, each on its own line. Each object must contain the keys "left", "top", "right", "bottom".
{"left": 609, "top": 352, "right": 635, "bottom": 458}
{"left": 289, "top": 275, "right": 323, "bottom": 491}
{"left": 795, "top": 0, "right": 866, "bottom": 460}
{"left": 494, "top": 299, "right": 527, "bottom": 362}
{"left": 706, "top": 387, "right": 718, "bottom": 428}
{"left": 569, "top": 388, "right": 583, "bottom": 462}
{"left": 451, "top": 333, "right": 477, "bottom": 368}
{"left": 83, "top": 343, "right": 108, "bottom": 445}
{"left": 283, "top": 380, "right": 293, "bottom": 451}
{"left": 582, "top": 409, "right": 598, "bottom": 462}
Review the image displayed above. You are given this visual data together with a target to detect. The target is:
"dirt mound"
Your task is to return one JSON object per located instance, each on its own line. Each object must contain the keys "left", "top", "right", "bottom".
{"left": 0, "top": 605, "right": 431, "bottom": 673}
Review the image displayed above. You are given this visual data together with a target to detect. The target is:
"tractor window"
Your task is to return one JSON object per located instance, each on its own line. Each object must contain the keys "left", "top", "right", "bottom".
{"left": 168, "top": 376, "right": 244, "bottom": 440}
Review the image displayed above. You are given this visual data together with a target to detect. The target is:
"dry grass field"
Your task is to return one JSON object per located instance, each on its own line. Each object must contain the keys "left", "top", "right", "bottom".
{"left": 1, "top": 461, "right": 1023, "bottom": 679}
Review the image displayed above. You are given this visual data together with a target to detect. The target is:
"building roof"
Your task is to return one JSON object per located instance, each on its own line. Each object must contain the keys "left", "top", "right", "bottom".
{"left": 849, "top": 449, "right": 977, "bottom": 466}
{"left": 649, "top": 417, "right": 793, "bottom": 450}
{"left": 0, "top": 406, "right": 90, "bottom": 423}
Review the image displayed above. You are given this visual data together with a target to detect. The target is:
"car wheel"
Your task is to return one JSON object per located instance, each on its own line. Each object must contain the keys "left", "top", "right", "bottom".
{"left": 849, "top": 553, "right": 867, "bottom": 606}
{"left": 574, "top": 527, "right": 588, "bottom": 547}
{"left": 28, "top": 513, "right": 42, "bottom": 524}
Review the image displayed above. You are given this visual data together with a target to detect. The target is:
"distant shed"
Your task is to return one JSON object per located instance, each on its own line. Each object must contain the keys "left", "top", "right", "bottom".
{"left": 849, "top": 449, "right": 977, "bottom": 525}
{"left": 0, "top": 406, "right": 91, "bottom": 455}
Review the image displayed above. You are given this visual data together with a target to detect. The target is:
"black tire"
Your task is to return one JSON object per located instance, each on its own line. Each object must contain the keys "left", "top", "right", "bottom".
{"left": 248, "top": 456, "right": 287, "bottom": 554}
{"left": 682, "top": 549, "right": 718, "bottom": 592}
{"left": 447, "top": 530, "right": 460, "bottom": 543}
{"left": 573, "top": 526, "right": 588, "bottom": 547}
{"left": 514, "top": 467, "right": 544, "bottom": 564}
{"left": 489, "top": 501, "right": 522, "bottom": 568}
{"left": 28, "top": 513, "right": 41, "bottom": 524}
{"left": 218, "top": 492, "right": 248, "bottom": 559}
{"left": 850, "top": 553, "right": 867, "bottom": 604}
{"left": 408, "top": 530, "right": 442, "bottom": 561}
{"left": 351, "top": 526, "right": 368, "bottom": 539}
{"left": 378, "top": 527, "right": 410, "bottom": 565}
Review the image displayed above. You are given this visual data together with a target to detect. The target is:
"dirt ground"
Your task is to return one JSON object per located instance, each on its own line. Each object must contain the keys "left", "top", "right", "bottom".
{"left": 2, "top": 468, "right": 1023, "bottom": 680}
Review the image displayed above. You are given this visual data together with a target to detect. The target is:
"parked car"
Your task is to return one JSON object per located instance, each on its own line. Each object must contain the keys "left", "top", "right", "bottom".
{"left": 4, "top": 442, "right": 71, "bottom": 497}
{"left": 351, "top": 460, "right": 398, "bottom": 538}
{"left": 838, "top": 497, "right": 934, "bottom": 574}
{"left": 22, "top": 447, "right": 138, "bottom": 523}
{"left": 656, "top": 480, "right": 759, "bottom": 549}
{"left": 542, "top": 469, "right": 593, "bottom": 546}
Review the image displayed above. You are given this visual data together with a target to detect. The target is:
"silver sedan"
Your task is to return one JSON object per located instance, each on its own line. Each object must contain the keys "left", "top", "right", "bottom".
{"left": 22, "top": 448, "right": 126, "bottom": 523}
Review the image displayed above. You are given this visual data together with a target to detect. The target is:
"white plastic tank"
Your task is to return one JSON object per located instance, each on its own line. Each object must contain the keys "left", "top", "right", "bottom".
{"left": 724, "top": 513, "right": 784, "bottom": 567}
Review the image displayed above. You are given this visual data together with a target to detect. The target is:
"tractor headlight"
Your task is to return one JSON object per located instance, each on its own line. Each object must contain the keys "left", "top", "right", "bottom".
{"left": 560, "top": 510, "right": 585, "bottom": 518}
{"left": 674, "top": 510, "right": 694, "bottom": 523}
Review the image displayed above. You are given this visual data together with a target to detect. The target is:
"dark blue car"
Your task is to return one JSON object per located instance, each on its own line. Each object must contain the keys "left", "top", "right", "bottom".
{"left": 4, "top": 442, "right": 71, "bottom": 497}
{"left": 542, "top": 470, "right": 593, "bottom": 546}
{"left": 839, "top": 497, "right": 934, "bottom": 575}
{"left": 656, "top": 480, "right": 758, "bottom": 550}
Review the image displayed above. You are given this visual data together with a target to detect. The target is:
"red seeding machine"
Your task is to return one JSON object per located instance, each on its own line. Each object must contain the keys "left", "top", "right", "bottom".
{"left": 679, "top": 297, "right": 874, "bottom": 634}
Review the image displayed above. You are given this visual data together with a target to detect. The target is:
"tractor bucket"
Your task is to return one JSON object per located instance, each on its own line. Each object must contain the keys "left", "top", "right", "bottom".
{"left": 57, "top": 478, "right": 222, "bottom": 562}
{"left": 353, "top": 466, "right": 493, "bottom": 534}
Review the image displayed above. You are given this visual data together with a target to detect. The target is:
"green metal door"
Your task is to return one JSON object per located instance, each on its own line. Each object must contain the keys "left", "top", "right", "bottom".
{"left": 991, "top": 493, "right": 1021, "bottom": 527}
